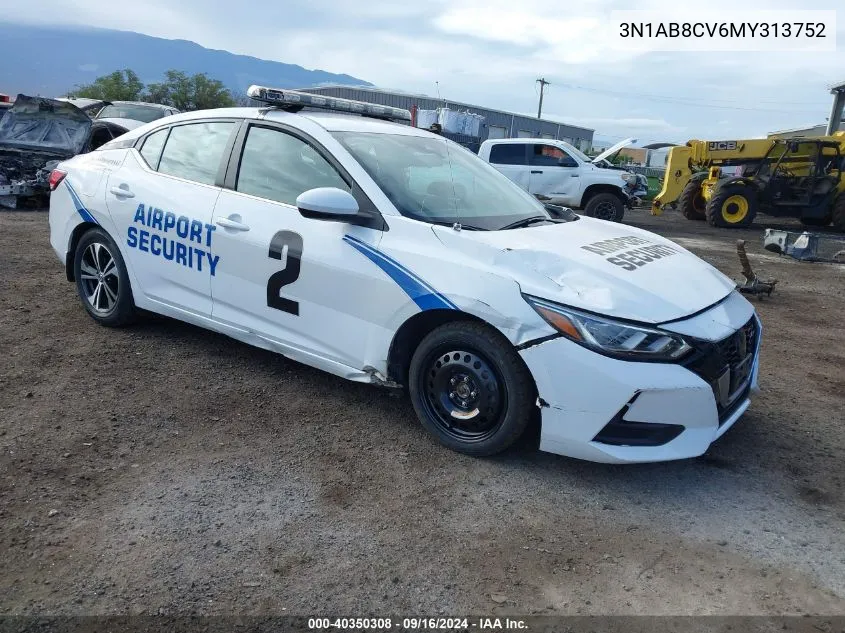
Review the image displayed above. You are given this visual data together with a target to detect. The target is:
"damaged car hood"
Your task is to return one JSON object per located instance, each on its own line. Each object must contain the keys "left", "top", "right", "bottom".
{"left": 433, "top": 217, "right": 736, "bottom": 324}
{"left": 0, "top": 95, "right": 92, "bottom": 158}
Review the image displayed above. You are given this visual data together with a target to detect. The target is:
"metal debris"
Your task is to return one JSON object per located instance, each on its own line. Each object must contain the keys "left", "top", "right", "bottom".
{"left": 763, "top": 229, "right": 845, "bottom": 264}
{"left": 736, "top": 240, "right": 777, "bottom": 297}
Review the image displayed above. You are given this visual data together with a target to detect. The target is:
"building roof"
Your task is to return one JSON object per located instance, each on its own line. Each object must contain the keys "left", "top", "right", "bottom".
{"left": 303, "top": 84, "right": 594, "bottom": 134}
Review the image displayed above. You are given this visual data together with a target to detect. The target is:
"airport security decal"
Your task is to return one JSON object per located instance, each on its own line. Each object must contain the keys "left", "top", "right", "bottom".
{"left": 581, "top": 235, "right": 679, "bottom": 271}
{"left": 126, "top": 204, "right": 220, "bottom": 276}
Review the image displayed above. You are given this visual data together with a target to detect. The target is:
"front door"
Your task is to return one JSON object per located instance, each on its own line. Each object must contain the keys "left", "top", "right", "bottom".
{"left": 527, "top": 143, "right": 581, "bottom": 205}
{"left": 209, "top": 123, "right": 387, "bottom": 369}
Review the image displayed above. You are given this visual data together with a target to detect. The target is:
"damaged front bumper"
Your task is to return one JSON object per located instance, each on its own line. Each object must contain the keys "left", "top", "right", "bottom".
{"left": 519, "top": 307, "right": 761, "bottom": 464}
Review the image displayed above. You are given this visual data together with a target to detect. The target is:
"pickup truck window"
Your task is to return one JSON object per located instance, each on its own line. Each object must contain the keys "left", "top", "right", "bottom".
{"left": 530, "top": 144, "right": 578, "bottom": 168}
{"left": 489, "top": 144, "right": 527, "bottom": 166}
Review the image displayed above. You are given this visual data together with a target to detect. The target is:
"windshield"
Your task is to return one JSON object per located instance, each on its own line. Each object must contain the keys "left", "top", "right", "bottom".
{"left": 333, "top": 131, "right": 553, "bottom": 231}
{"left": 566, "top": 145, "right": 592, "bottom": 162}
{"left": 97, "top": 104, "right": 167, "bottom": 123}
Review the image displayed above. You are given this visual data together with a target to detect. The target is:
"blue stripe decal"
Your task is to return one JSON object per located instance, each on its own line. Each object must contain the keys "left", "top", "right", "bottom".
{"left": 64, "top": 180, "right": 99, "bottom": 225}
{"left": 343, "top": 235, "right": 457, "bottom": 311}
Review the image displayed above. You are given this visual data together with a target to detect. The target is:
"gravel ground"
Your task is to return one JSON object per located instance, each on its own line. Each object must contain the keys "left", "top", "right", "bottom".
{"left": 0, "top": 208, "right": 843, "bottom": 616}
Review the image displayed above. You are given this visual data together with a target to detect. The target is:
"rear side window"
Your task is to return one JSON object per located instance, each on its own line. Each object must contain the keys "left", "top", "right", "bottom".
{"left": 139, "top": 128, "right": 168, "bottom": 169}
{"left": 157, "top": 122, "right": 235, "bottom": 185}
{"left": 236, "top": 125, "right": 349, "bottom": 206}
{"left": 489, "top": 143, "right": 526, "bottom": 165}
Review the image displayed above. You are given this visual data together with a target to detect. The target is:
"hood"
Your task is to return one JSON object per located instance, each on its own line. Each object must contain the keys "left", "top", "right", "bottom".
{"left": 56, "top": 97, "right": 110, "bottom": 115}
{"left": 0, "top": 95, "right": 92, "bottom": 157}
{"left": 592, "top": 137, "right": 637, "bottom": 164}
{"left": 433, "top": 217, "right": 736, "bottom": 324}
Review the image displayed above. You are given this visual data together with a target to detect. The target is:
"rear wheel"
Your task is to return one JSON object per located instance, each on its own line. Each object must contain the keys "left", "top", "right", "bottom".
{"left": 831, "top": 192, "right": 845, "bottom": 232}
{"left": 678, "top": 178, "right": 707, "bottom": 221}
{"left": 408, "top": 321, "right": 535, "bottom": 456}
{"left": 583, "top": 192, "right": 625, "bottom": 222}
{"left": 706, "top": 183, "right": 757, "bottom": 228}
{"left": 73, "top": 228, "right": 137, "bottom": 327}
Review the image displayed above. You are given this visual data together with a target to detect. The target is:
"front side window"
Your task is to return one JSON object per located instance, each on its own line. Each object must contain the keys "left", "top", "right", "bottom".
{"left": 334, "top": 132, "right": 556, "bottom": 231}
{"left": 236, "top": 126, "right": 349, "bottom": 206}
{"left": 157, "top": 122, "right": 235, "bottom": 185}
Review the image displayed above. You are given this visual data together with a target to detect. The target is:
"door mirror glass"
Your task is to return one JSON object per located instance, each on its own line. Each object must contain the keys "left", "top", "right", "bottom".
{"left": 296, "top": 187, "right": 359, "bottom": 220}
{"left": 558, "top": 156, "right": 578, "bottom": 168}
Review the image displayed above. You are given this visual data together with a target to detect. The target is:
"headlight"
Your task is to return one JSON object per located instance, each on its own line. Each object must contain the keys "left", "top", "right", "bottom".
{"left": 524, "top": 295, "right": 692, "bottom": 361}
{"left": 620, "top": 173, "right": 636, "bottom": 183}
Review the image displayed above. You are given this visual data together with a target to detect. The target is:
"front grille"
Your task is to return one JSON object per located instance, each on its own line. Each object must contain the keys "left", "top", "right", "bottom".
{"left": 683, "top": 317, "right": 759, "bottom": 424}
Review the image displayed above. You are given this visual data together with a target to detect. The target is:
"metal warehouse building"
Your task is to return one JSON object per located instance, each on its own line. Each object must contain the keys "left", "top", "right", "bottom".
{"left": 297, "top": 85, "right": 594, "bottom": 151}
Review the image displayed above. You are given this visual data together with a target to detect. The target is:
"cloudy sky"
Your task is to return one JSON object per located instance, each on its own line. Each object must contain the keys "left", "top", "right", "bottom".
{"left": 4, "top": 0, "right": 844, "bottom": 145}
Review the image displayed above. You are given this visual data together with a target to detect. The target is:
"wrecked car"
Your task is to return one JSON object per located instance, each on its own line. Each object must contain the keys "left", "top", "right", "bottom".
{"left": 0, "top": 95, "right": 134, "bottom": 209}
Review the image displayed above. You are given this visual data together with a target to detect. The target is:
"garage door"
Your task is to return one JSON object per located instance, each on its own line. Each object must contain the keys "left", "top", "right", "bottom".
{"left": 517, "top": 130, "right": 534, "bottom": 138}
{"left": 487, "top": 125, "right": 507, "bottom": 139}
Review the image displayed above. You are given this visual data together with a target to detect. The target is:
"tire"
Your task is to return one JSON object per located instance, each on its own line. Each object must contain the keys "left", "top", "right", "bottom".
{"left": 800, "top": 214, "right": 832, "bottom": 227}
{"left": 832, "top": 192, "right": 845, "bottom": 232}
{"left": 705, "top": 183, "right": 757, "bottom": 228}
{"left": 583, "top": 192, "right": 625, "bottom": 222}
{"left": 678, "top": 178, "right": 707, "bottom": 221}
{"left": 73, "top": 228, "right": 137, "bottom": 327}
{"left": 408, "top": 321, "right": 536, "bottom": 457}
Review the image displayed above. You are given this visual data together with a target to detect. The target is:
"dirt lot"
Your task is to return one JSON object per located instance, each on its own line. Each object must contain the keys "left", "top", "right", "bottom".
{"left": 0, "top": 208, "right": 843, "bottom": 617}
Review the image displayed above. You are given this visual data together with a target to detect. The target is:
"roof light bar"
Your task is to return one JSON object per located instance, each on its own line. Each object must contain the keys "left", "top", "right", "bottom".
{"left": 246, "top": 85, "right": 412, "bottom": 122}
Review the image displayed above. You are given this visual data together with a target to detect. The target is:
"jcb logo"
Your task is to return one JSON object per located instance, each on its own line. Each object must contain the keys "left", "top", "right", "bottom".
{"left": 708, "top": 141, "right": 737, "bottom": 151}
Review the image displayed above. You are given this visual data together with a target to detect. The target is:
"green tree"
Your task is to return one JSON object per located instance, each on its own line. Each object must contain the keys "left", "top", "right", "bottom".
{"left": 146, "top": 70, "right": 234, "bottom": 111}
{"left": 73, "top": 69, "right": 144, "bottom": 101}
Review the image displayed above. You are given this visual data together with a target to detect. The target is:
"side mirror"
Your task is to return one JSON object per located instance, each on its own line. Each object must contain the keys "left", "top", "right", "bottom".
{"left": 296, "top": 187, "right": 359, "bottom": 221}
{"left": 558, "top": 157, "right": 578, "bottom": 168}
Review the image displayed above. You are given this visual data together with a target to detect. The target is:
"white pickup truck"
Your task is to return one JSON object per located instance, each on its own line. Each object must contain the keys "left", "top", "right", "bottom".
{"left": 478, "top": 138, "right": 645, "bottom": 222}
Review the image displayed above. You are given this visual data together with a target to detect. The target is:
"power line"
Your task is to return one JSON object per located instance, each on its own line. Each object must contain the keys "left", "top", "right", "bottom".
{"left": 558, "top": 82, "right": 825, "bottom": 114}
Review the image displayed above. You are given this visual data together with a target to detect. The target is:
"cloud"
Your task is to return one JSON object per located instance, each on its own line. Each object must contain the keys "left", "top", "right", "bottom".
{"left": 2, "top": 0, "right": 843, "bottom": 146}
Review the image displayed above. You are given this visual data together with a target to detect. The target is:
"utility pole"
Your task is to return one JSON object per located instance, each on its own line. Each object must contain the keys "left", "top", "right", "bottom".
{"left": 536, "top": 77, "right": 550, "bottom": 119}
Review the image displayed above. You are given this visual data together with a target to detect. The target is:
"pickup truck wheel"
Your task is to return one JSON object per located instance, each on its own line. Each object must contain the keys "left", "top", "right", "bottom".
{"left": 583, "top": 192, "right": 624, "bottom": 222}
{"left": 408, "top": 321, "right": 535, "bottom": 457}
{"left": 678, "top": 179, "right": 707, "bottom": 221}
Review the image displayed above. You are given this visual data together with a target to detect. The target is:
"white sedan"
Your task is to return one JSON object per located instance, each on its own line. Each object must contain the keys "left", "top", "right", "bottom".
{"left": 47, "top": 86, "right": 761, "bottom": 463}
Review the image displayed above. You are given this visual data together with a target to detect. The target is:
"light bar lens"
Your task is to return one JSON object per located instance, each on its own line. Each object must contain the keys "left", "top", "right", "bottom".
{"left": 247, "top": 85, "right": 412, "bottom": 122}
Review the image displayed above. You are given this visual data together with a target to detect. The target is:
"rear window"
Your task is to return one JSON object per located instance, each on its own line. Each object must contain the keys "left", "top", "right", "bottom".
{"left": 97, "top": 104, "right": 168, "bottom": 123}
{"left": 489, "top": 143, "right": 526, "bottom": 165}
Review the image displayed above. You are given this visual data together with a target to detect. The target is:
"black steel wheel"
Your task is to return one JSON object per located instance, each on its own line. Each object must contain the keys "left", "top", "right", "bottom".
{"left": 73, "top": 228, "right": 137, "bottom": 327}
{"left": 408, "top": 321, "right": 535, "bottom": 456}
{"left": 583, "top": 192, "right": 625, "bottom": 222}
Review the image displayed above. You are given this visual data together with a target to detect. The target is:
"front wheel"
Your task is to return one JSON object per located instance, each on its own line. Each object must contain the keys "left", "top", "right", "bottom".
{"left": 706, "top": 183, "right": 758, "bottom": 228}
{"left": 583, "top": 192, "right": 625, "bottom": 222}
{"left": 73, "top": 228, "right": 137, "bottom": 327}
{"left": 408, "top": 321, "right": 536, "bottom": 456}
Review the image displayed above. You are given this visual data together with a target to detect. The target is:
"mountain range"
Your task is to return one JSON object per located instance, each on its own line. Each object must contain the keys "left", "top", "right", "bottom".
{"left": 0, "top": 22, "right": 371, "bottom": 98}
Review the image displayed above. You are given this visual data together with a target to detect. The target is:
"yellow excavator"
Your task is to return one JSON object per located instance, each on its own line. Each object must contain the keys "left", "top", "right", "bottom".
{"left": 651, "top": 132, "right": 845, "bottom": 230}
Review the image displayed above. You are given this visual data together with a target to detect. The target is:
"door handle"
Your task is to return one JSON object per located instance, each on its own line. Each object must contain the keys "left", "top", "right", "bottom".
{"left": 571, "top": 174, "right": 579, "bottom": 177}
{"left": 530, "top": 170, "right": 544, "bottom": 174}
{"left": 109, "top": 184, "right": 135, "bottom": 198}
{"left": 215, "top": 216, "right": 250, "bottom": 231}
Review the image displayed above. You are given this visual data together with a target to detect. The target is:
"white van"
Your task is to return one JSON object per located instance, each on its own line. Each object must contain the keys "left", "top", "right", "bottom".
{"left": 479, "top": 138, "right": 644, "bottom": 222}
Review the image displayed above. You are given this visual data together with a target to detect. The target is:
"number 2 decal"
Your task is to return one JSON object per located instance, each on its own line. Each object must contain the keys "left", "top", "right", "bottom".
{"left": 267, "top": 230, "right": 303, "bottom": 315}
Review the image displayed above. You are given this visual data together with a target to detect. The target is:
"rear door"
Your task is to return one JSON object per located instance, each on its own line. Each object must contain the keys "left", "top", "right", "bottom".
{"left": 487, "top": 143, "right": 529, "bottom": 191}
{"left": 104, "top": 119, "right": 238, "bottom": 316}
{"left": 527, "top": 143, "right": 581, "bottom": 205}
